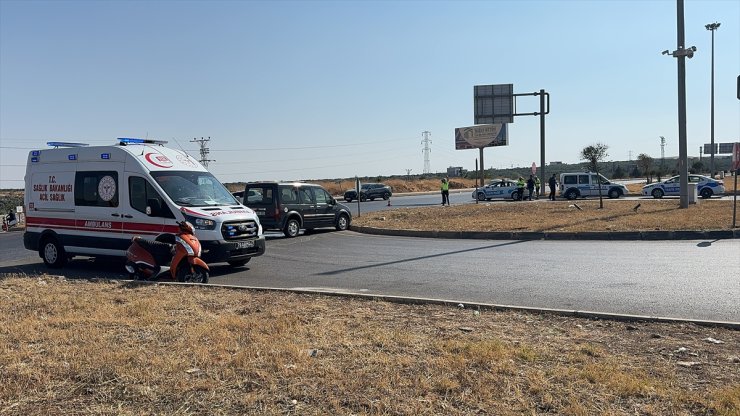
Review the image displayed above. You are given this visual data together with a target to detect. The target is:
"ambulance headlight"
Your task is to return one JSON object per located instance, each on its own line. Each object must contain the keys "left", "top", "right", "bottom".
{"left": 184, "top": 215, "right": 216, "bottom": 230}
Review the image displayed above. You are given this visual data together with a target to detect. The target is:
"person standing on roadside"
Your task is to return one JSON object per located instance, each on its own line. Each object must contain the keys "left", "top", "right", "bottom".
{"left": 516, "top": 176, "right": 525, "bottom": 201}
{"left": 534, "top": 176, "right": 541, "bottom": 199}
{"left": 526, "top": 175, "right": 535, "bottom": 201}
{"left": 440, "top": 178, "right": 450, "bottom": 206}
{"left": 548, "top": 173, "right": 557, "bottom": 201}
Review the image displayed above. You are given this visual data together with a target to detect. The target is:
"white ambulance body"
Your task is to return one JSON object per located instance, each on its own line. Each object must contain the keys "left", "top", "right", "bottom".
{"left": 24, "top": 139, "right": 265, "bottom": 268}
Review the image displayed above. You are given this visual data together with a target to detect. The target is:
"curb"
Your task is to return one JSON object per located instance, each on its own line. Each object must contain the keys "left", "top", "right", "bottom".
{"left": 350, "top": 225, "right": 740, "bottom": 240}
{"left": 114, "top": 279, "right": 740, "bottom": 330}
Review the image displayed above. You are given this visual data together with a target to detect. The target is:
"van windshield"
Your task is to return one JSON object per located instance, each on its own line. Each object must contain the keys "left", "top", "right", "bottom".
{"left": 151, "top": 171, "right": 238, "bottom": 207}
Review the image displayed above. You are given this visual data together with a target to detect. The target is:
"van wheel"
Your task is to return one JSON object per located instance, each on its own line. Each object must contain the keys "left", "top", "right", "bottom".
{"left": 608, "top": 188, "right": 621, "bottom": 199}
{"left": 383, "top": 192, "right": 390, "bottom": 200}
{"left": 41, "top": 236, "right": 67, "bottom": 268}
{"left": 228, "top": 258, "right": 250, "bottom": 267}
{"left": 345, "top": 197, "right": 352, "bottom": 202}
{"left": 651, "top": 189, "right": 664, "bottom": 199}
{"left": 360, "top": 194, "right": 367, "bottom": 202}
{"left": 284, "top": 218, "right": 300, "bottom": 238}
{"left": 700, "top": 188, "right": 712, "bottom": 199}
{"left": 335, "top": 214, "right": 349, "bottom": 231}
{"left": 565, "top": 189, "right": 579, "bottom": 200}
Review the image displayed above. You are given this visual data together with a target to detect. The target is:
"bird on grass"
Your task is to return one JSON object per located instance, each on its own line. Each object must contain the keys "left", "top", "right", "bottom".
{"left": 633, "top": 203, "right": 641, "bottom": 212}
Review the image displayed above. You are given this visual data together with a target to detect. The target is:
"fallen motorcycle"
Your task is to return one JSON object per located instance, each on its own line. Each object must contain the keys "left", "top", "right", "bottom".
{"left": 125, "top": 220, "right": 209, "bottom": 283}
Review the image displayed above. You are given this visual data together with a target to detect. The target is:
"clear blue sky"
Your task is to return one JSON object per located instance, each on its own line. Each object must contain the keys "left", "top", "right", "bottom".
{"left": 1, "top": 0, "right": 738, "bottom": 188}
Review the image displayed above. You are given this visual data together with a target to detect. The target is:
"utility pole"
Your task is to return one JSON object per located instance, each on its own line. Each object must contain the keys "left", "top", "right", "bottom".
{"left": 190, "top": 137, "right": 215, "bottom": 168}
{"left": 699, "top": 146, "right": 703, "bottom": 161}
{"left": 628, "top": 150, "right": 633, "bottom": 162}
{"left": 421, "top": 131, "right": 432, "bottom": 174}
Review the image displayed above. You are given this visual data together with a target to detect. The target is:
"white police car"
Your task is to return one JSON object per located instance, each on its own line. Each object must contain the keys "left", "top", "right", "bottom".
{"left": 472, "top": 179, "right": 521, "bottom": 201}
{"left": 641, "top": 175, "right": 725, "bottom": 199}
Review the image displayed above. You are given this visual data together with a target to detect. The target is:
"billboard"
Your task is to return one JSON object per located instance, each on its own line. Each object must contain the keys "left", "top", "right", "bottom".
{"left": 474, "top": 84, "right": 514, "bottom": 124}
{"left": 704, "top": 142, "right": 737, "bottom": 155}
{"left": 455, "top": 124, "right": 508, "bottom": 150}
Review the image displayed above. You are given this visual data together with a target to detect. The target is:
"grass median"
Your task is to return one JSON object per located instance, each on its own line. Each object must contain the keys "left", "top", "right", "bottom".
{"left": 353, "top": 199, "right": 739, "bottom": 233}
{"left": 1, "top": 276, "right": 738, "bottom": 415}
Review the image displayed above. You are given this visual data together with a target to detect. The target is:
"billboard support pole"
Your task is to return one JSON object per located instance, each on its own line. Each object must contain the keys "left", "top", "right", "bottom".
{"left": 479, "top": 147, "right": 484, "bottom": 187}
{"left": 732, "top": 171, "right": 737, "bottom": 228}
{"left": 539, "top": 89, "right": 547, "bottom": 191}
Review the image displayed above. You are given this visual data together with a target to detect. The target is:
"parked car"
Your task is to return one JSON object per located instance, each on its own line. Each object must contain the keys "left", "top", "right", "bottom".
{"left": 472, "top": 179, "right": 521, "bottom": 201}
{"left": 559, "top": 172, "right": 629, "bottom": 200}
{"left": 242, "top": 182, "right": 352, "bottom": 238}
{"left": 641, "top": 175, "right": 725, "bottom": 199}
{"left": 344, "top": 183, "right": 392, "bottom": 202}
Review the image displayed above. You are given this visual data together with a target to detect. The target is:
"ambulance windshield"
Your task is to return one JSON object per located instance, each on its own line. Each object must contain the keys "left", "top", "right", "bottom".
{"left": 151, "top": 171, "right": 238, "bottom": 207}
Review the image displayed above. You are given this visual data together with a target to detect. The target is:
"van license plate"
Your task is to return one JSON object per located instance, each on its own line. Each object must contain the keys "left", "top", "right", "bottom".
{"left": 236, "top": 240, "right": 254, "bottom": 249}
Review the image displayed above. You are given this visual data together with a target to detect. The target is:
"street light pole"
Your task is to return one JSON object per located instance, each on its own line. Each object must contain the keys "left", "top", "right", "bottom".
{"left": 705, "top": 22, "right": 720, "bottom": 178}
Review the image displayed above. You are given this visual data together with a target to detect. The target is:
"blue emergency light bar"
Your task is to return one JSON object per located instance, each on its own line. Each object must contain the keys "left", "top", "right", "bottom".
{"left": 47, "top": 142, "right": 89, "bottom": 148}
{"left": 118, "top": 138, "right": 168, "bottom": 145}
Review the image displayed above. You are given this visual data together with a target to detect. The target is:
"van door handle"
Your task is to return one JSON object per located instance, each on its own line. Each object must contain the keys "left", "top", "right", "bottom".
{"left": 122, "top": 214, "right": 133, "bottom": 218}
{"left": 111, "top": 213, "right": 120, "bottom": 217}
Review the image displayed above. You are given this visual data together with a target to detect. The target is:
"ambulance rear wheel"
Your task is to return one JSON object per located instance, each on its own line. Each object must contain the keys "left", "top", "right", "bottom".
{"left": 41, "top": 236, "right": 67, "bottom": 268}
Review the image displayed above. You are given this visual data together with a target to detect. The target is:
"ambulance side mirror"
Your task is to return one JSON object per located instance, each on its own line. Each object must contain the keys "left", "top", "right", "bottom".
{"left": 146, "top": 198, "right": 162, "bottom": 217}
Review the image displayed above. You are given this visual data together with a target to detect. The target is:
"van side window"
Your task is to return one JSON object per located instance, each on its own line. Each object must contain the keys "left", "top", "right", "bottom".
{"left": 314, "top": 189, "right": 330, "bottom": 204}
{"left": 563, "top": 175, "right": 577, "bottom": 185}
{"left": 578, "top": 175, "right": 590, "bottom": 185}
{"left": 75, "top": 171, "right": 119, "bottom": 207}
{"left": 280, "top": 187, "right": 298, "bottom": 203}
{"left": 299, "top": 188, "right": 314, "bottom": 204}
{"left": 129, "top": 177, "right": 174, "bottom": 218}
{"left": 246, "top": 187, "right": 273, "bottom": 204}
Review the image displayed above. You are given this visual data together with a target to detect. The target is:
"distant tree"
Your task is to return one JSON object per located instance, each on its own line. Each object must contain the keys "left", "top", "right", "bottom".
{"left": 630, "top": 166, "right": 641, "bottom": 178}
{"left": 612, "top": 164, "right": 626, "bottom": 179}
{"left": 580, "top": 143, "right": 609, "bottom": 208}
{"left": 636, "top": 154, "right": 654, "bottom": 183}
{"left": 691, "top": 161, "right": 704, "bottom": 174}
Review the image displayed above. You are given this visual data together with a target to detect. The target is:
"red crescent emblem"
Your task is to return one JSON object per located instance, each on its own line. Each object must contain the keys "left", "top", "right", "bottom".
{"left": 145, "top": 153, "right": 173, "bottom": 168}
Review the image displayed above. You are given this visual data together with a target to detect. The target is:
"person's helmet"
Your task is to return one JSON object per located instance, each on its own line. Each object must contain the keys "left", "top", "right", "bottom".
{"left": 178, "top": 221, "right": 195, "bottom": 234}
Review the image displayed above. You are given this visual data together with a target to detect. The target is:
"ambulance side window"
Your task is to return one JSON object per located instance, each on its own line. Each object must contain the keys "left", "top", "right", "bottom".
{"left": 129, "top": 177, "right": 174, "bottom": 218}
{"left": 75, "top": 171, "right": 119, "bottom": 207}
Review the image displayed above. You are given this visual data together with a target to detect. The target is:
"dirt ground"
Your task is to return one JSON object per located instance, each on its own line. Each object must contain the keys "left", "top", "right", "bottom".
{"left": 1, "top": 276, "right": 738, "bottom": 415}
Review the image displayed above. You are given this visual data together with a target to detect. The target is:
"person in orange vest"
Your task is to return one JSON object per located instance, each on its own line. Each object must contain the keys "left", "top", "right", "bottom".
{"left": 440, "top": 178, "right": 450, "bottom": 206}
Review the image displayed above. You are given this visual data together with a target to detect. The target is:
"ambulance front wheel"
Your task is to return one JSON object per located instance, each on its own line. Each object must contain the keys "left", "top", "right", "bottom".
{"left": 41, "top": 236, "right": 67, "bottom": 268}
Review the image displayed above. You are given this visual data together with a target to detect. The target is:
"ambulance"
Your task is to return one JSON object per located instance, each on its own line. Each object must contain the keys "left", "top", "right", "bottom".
{"left": 23, "top": 138, "right": 265, "bottom": 268}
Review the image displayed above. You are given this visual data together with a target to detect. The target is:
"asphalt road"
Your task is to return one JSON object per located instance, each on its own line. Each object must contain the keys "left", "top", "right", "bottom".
{"left": 2, "top": 225, "right": 738, "bottom": 322}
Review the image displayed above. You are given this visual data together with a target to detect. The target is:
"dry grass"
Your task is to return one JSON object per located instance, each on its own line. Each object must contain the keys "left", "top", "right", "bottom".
{"left": 1, "top": 275, "right": 738, "bottom": 415}
{"left": 354, "top": 199, "right": 739, "bottom": 232}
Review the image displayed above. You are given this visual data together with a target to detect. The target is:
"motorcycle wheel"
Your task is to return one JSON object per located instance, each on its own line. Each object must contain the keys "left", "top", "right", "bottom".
{"left": 177, "top": 263, "right": 209, "bottom": 284}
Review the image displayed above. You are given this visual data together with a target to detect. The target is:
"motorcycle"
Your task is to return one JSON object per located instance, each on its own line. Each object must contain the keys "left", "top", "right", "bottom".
{"left": 125, "top": 220, "right": 209, "bottom": 283}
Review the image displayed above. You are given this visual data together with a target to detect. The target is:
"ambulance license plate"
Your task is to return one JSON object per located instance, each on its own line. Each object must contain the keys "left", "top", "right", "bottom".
{"left": 236, "top": 240, "right": 254, "bottom": 249}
